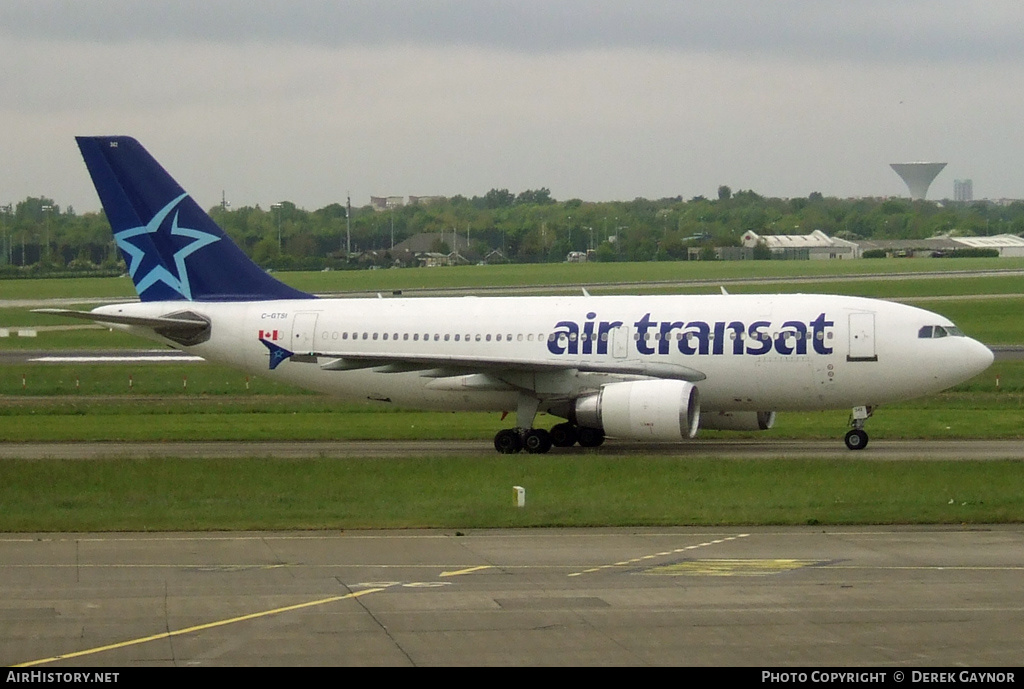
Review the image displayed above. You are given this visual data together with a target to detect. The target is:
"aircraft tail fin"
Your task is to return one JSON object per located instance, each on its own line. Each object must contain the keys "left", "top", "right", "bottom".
{"left": 76, "top": 136, "right": 313, "bottom": 302}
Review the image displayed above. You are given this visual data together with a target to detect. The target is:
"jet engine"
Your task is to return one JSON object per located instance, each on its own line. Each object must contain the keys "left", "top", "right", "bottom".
{"left": 572, "top": 379, "right": 699, "bottom": 442}
{"left": 699, "top": 411, "right": 776, "bottom": 431}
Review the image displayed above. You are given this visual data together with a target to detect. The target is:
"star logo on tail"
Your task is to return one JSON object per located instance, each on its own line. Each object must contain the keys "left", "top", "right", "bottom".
{"left": 114, "top": 193, "right": 221, "bottom": 301}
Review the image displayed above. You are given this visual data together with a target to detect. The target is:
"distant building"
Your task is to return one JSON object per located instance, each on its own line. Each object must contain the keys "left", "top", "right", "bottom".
{"left": 741, "top": 230, "right": 858, "bottom": 260}
{"left": 391, "top": 232, "right": 479, "bottom": 267}
{"left": 370, "top": 196, "right": 405, "bottom": 211}
{"left": 855, "top": 234, "right": 1024, "bottom": 258}
{"left": 408, "top": 196, "right": 446, "bottom": 206}
{"left": 370, "top": 195, "right": 446, "bottom": 211}
{"left": 954, "top": 179, "right": 974, "bottom": 203}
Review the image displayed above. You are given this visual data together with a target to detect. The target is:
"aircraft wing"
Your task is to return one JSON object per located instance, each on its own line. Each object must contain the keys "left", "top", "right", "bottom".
{"left": 262, "top": 339, "right": 706, "bottom": 382}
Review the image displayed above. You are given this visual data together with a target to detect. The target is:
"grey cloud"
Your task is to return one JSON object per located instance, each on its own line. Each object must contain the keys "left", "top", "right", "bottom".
{"left": 2, "top": 1, "right": 1022, "bottom": 63}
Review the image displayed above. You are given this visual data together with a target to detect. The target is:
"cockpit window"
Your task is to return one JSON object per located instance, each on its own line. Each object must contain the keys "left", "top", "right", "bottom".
{"left": 919, "top": 325, "right": 965, "bottom": 339}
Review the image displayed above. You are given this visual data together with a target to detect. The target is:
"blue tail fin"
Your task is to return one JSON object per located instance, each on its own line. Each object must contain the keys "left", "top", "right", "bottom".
{"left": 76, "top": 136, "right": 313, "bottom": 302}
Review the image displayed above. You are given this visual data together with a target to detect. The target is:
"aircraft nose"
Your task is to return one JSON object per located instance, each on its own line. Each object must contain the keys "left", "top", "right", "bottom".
{"left": 968, "top": 338, "right": 995, "bottom": 375}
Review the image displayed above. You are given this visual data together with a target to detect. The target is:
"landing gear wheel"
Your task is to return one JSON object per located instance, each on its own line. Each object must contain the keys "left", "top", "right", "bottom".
{"left": 577, "top": 427, "right": 605, "bottom": 448}
{"left": 844, "top": 429, "right": 869, "bottom": 451}
{"left": 549, "top": 422, "right": 579, "bottom": 448}
{"left": 494, "top": 428, "right": 523, "bottom": 454}
{"left": 524, "top": 428, "right": 552, "bottom": 454}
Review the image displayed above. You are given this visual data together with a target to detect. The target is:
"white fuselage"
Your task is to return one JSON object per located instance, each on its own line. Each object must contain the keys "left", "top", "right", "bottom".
{"left": 93, "top": 293, "right": 994, "bottom": 416}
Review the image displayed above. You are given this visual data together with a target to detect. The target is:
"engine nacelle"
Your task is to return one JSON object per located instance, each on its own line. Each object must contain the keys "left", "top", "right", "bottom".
{"left": 573, "top": 379, "right": 700, "bottom": 442}
{"left": 700, "top": 411, "right": 776, "bottom": 431}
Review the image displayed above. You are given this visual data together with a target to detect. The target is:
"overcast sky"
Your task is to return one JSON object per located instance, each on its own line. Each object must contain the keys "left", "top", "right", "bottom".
{"left": 3, "top": 1, "right": 1024, "bottom": 213}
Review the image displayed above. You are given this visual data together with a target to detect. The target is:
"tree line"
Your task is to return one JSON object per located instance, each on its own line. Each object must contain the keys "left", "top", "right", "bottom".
{"left": 2, "top": 187, "right": 1023, "bottom": 277}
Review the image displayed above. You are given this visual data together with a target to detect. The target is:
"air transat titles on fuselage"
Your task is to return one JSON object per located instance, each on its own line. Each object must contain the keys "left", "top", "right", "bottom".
{"left": 548, "top": 312, "right": 835, "bottom": 357}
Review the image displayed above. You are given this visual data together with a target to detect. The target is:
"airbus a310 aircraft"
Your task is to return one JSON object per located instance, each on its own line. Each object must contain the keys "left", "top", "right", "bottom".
{"left": 42, "top": 136, "right": 994, "bottom": 453}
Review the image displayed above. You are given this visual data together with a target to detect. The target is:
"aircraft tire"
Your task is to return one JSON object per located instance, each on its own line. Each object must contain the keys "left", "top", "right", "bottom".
{"left": 494, "top": 428, "right": 523, "bottom": 454}
{"left": 577, "top": 427, "right": 605, "bottom": 448}
{"left": 549, "top": 423, "right": 579, "bottom": 447}
{"left": 524, "top": 428, "right": 553, "bottom": 454}
{"left": 844, "top": 429, "right": 869, "bottom": 451}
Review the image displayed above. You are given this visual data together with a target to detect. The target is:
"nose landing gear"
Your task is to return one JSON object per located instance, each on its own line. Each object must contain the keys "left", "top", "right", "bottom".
{"left": 844, "top": 405, "right": 873, "bottom": 451}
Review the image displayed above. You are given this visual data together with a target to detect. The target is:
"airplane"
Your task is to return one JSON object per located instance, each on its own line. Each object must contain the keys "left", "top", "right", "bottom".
{"left": 40, "top": 136, "right": 994, "bottom": 454}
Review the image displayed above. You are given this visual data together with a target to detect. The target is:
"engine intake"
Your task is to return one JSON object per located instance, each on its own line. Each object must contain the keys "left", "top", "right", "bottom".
{"left": 573, "top": 379, "right": 699, "bottom": 442}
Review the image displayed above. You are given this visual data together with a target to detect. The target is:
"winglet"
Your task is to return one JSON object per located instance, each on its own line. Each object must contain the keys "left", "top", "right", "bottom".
{"left": 260, "top": 338, "right": 294, "bottom": 370}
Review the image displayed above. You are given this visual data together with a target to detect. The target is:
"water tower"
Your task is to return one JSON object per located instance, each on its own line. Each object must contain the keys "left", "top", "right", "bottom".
{"left": 890, "top": 162, "right": 947, "bottom": 200}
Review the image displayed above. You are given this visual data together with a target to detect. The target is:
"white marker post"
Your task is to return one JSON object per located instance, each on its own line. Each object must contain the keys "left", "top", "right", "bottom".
{"left": 513, "top": 486, "right": 526, "bottom": 508}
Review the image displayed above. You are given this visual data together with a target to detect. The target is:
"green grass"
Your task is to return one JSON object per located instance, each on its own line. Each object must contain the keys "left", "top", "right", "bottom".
{"left": 0, "top": 456, "right": 1020, "bottom": 531}
{"left": 3, "top": 257, "right": 1023, "bottom": 300}
{"left": 1, "top": 361, "right": 1022, "bottom": 442}
{"left": 1, "top": 260, "right": 1022, "bottom": 531}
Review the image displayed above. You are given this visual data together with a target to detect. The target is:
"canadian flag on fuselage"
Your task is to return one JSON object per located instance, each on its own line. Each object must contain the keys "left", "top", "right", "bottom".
{"left": 259, "top": 329, "right": 280, "bottom": 341}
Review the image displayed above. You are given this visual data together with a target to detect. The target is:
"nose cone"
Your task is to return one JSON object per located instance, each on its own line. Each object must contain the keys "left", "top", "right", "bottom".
{"left": 967, "top": 338, "right": 995, "bottom": 376}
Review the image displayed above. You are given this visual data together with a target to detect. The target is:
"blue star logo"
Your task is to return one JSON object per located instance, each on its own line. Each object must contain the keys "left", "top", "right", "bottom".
{"left": 114, "top": 193, "right": 221, "bottom": 301}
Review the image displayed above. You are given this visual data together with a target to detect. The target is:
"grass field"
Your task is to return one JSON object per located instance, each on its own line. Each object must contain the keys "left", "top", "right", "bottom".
{"left": 1, "top": 456, "right": 1022, "bottom": 531}
{"left": 3, "top": 256, "right": 1024, "bottom": 300}
{"left": 1, "top": 259, "right": 1022, "bottom": 531}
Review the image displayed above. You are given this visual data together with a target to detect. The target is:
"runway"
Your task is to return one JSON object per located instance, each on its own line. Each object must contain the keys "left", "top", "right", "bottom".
{"left": 6, "top": 438, "right": 1024, "bottom": 458}
{"left": 1, "top": 438, "right": 1023, "bottom": 460}
{"left": 3, "top": 526, "right": 1022, "bottom": 666}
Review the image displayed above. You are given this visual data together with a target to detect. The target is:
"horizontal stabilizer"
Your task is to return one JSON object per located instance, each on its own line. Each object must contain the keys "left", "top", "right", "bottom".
{"left": 35, "top": 307, "right": 212, "bottom": 346}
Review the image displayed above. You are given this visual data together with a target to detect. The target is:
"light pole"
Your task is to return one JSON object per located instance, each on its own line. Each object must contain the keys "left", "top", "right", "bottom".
{"left": 41, "top": 204, "right": 53, "bottom": 263}
{"left": 0, "top": 204, "right": 11, "bottom": 266}
{"left": 271, "top": 203, "right": 283, "bottom": 253}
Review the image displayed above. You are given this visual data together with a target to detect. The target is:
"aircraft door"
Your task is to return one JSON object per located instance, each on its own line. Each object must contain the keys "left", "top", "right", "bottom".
{"left": 612, "top": 325, "right": 630, "bottom": 359}
{"left": 847, "top": 312, "right": 877, "bottom": 362}
{"left": 291, "top": 312, "right": 320, "bottom": 355}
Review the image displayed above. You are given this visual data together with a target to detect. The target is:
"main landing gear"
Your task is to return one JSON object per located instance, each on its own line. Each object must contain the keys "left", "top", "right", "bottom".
{"left": 494, "top": 394, "right": 602, "bottom": 454}
{"left": 844, "top": 405, "right": 873, "bottom": 451}
{"left": 493, "top": 423, "right": 605, "bottom": 454}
